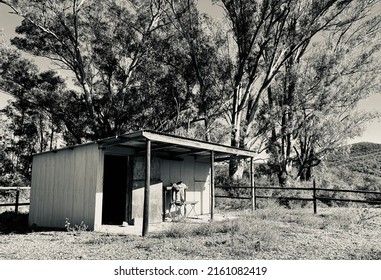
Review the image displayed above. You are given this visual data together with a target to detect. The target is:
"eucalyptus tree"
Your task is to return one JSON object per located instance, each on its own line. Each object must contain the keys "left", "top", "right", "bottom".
{"left": 161, "top": 0, "right": 232, "bottom": 141}
{"left": 0, "top": 0, "right": 176, "bottom": 141}
{"left": 259, "top": 2, "right": 381, "bottom": 185}
{"left": 213, "top": 0, "right": 380, "bottom": 179}
{"left": 0, "top": 46, "right": 73, "bottom": 180}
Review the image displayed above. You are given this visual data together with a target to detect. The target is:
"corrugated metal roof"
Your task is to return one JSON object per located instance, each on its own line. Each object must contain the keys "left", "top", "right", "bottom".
{"left": 34, "top": 130, "right": 257, "bottom": 160}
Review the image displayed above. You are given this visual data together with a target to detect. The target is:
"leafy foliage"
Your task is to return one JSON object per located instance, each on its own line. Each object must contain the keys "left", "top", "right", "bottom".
{"left": 257, "top": 2, "right": 381, "bottom": 184}
{"left": 0, "top": 0, "right": 380, "bottom": 184}
{"left": 1, "top": 0, "right": 230, "bottom": 141}
{"left": 0, "top": 47, "right": 76, "bottom": 183}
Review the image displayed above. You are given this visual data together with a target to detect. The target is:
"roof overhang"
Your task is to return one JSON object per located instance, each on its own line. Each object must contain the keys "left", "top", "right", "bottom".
{"left": 98, "top": 130, "right": 256, "bottom": 161}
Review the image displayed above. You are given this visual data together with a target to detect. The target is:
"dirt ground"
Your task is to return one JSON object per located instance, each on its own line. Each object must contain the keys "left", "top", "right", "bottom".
{"left": 1, "top": 207, "right": 380, "bottom": 260}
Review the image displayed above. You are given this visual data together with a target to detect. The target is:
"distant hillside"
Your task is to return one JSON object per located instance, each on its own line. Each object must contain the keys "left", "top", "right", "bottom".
{"left": 327, "top": 142, "right": 381, "bottom": 178}
{"left": 349, "top": 142, "right": 381, "bottom": 157}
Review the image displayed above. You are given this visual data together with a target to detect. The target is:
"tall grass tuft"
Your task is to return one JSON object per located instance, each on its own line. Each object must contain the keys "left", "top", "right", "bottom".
{"left": 163, "top": 219, "right": 241, "bottom": 238}
{"left": 192, "top": 220, "right": 241, "bottom": 236}
{"left": 163, "top": 222, "right": 193, "bottom": 238}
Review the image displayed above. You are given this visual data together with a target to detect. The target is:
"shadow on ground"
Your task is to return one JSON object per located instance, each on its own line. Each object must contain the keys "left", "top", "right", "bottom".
{"left": 0, "top": 211, "right": 64, "bottom": 234}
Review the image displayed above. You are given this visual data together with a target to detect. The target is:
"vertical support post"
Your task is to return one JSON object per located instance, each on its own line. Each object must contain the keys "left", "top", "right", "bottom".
{"left": 210, "top": 150, "right": 215, "bottom": 220}
{"left": 313, "top": 179, "right": 317, "bottom": 214}
{"left": 162, "top": 185, "right": 166, "bottom": 222}
{"left": 250, "top": 157, "right": 256, "bottom": 211}
{"left": 142, "top": 139, "right": 151, "bottom": 237}
{"left": 15, "top": 188, "right": 20, "bottom": 215}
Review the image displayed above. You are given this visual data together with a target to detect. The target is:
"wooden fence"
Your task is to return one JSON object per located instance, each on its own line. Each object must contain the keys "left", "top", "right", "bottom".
{"left": 2, "top": 182, "right": 381, "bottom": 216}
{"left": 0, "top": 187, "right": 30, "bottom": 215}
{"left": 216, "top": 179, "right": 381, "bottom": 214}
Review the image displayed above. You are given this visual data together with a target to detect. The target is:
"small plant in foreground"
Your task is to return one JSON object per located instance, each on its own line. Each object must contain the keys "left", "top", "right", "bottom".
{"left": 356, "top": 208, "right": 381, "bottom": 227}
{"left": 65, "top": 218, "right": 88, "bottom": 233}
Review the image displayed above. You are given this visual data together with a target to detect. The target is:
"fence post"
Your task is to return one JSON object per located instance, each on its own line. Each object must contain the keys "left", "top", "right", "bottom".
{"left": 313, "top": 179, "right": 317, "bottom": 214}
{"left": 142, "top": 139, "right": 151, "bottom": 237}
{"left": 210, "top": 151, "right": 215, "bottom": 220}
{"left": 250, "top": 157, "right": 256, "bottom": 211}
{"left": 15, "top": 187, "right": 20, "bottom": 215}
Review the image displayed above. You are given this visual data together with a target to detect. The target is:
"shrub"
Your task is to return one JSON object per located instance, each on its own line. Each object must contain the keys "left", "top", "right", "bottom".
{"left": 64, "top": 218, "right": 88, "bottom": 233}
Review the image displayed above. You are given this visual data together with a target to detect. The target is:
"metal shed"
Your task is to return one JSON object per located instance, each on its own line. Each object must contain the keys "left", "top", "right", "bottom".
{"left": 28, "top": 130, "right": 256, "bottom": 236}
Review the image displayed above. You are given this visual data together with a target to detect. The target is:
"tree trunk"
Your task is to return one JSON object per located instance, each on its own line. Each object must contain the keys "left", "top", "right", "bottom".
{"left": 204, "top": 118, "right": 210, "bottom": 142}
{"left": 229, "top": 127, "right": 244, "bottom": 180}
{"left": 39, "top": 114, "right": 44, "bottom": 153}
{"left": 277, "top": 167, "right": 288, "bottom": 187}
{"left": 229, "top": 85, "right": 244, "bottom": 180}
{"left": 49, "top": 121, "right": 54, "bottom": 151}
{"left": 299, "top": 166, "right": 312, "bottom": 181}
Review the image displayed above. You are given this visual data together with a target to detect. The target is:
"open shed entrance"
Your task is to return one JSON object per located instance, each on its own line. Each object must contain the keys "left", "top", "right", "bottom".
{"left": 102, "top": 154, "right": 130, "bottom": 225}
{"left": 97, "top": 130, "right": 257, "bottom": 235}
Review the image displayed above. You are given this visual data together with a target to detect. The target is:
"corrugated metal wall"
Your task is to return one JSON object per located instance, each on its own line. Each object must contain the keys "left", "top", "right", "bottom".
{"left": 29, "top": 144, "right": 101, "bottom": 230}
{"left": 194, "top": 160, "right": 211, "bottom": 215}
{"left": 131, "top": 157, "right": 162, "bottom": 224}
{"left": 161, "top": 157, "right": 211, "bottom": 215}
{"left": 28, "top": 145, "right": 212, "bottom": 230}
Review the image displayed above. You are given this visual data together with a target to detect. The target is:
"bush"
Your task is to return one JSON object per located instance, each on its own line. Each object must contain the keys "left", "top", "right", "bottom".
{"left": 64, "top": 218, "right": 89, "bottom": 233}
{"left": 0, "top": 172, "right": 29, "bottom": 187}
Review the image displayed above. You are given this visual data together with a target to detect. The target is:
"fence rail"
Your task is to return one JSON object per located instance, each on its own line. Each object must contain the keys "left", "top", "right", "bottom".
{"left": 216, "top": 179, "right": 381, "bottom": 214}
{"left": 215, "top": 195, "right": 252, "bottom": 200}
{"left": 315, "top": 187, "right": 381, "bottom": 195}
{"left": 0, "top": 187, "right": 31, "bottom": 214}
{"left": 255, "top": 186, "right": 315, "bottom": 191}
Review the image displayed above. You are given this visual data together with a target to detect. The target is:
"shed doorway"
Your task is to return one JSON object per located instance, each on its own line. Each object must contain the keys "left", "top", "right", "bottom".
{"left": 102, "top": 155, "right": 130, "bottom": 225}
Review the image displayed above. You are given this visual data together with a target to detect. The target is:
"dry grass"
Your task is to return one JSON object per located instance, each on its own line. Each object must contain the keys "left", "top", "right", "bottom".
{"left": 0, "top": 206, "right": 380, "bottom": 260}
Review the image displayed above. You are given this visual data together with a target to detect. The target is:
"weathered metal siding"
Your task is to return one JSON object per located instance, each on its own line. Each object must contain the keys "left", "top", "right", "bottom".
{"left": 29, "top": 144, "right": 213, "bottom": 230}
{"left": 130, "top": 180, "right": 163, "bottom": 224}
{"left": 29, "top": 144, "right": 101, "bottom": 230}
{"left": 194, "top": 160, "right": 211, "bottom": 215}
{"left": 161, "top": 157, "right": 211, "bottom": 215}
{"left": 131, "top": 157, "right": 162, "bottom": 224}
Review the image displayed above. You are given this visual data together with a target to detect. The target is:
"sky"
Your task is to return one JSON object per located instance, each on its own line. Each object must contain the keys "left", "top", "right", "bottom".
{"left": 1, "top": 1, "right": 381, "bottom": 144}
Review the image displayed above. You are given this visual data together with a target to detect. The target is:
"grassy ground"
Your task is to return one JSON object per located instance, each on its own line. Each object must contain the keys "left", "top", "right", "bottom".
{"left": 1, "top": 205, "right": 380, "bottom": 260}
